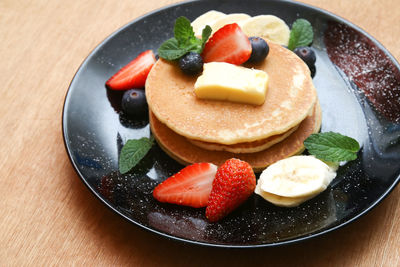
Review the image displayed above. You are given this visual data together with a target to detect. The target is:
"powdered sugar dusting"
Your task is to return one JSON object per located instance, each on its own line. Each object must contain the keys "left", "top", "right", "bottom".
{"left": 324, "top": 21, "right": 400, "bottom": 123}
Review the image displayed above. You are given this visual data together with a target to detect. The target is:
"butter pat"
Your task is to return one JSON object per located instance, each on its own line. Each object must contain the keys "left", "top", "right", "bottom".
{"left": 194, "top": 62, "right": 269, "bottom": 105}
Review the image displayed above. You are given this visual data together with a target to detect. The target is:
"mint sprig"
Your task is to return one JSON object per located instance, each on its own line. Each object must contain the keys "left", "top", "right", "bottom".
{"left": 158, "top": 16, "right": 211, "bottom": 60}
{"left": 174, "top": 16, "right": 197, "bottom": 47}
{"left": 158, "top": 38, "right": 187, "bottom": 60}
{"left": 288, "top": 19, "right": 314, "bottom": 50}
{"left": 304, "top": 132, "right": 360, "bottom": 162}
{"left": 119, "top": 136, "right": 154, "bottom": 174}
{"left": 201, "top": 25, "right": 212, "bottom": 49}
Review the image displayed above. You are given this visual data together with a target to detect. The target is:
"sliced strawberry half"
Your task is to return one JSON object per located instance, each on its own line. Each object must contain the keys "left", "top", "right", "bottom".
{"left": 106, "top": 50, "right": 156, "bottom": 90}
{"left": 201, "top": 23, "right": 251, "bottom": 65}
{"left": 153, "top": 163, "right": 218, "bottom": 208}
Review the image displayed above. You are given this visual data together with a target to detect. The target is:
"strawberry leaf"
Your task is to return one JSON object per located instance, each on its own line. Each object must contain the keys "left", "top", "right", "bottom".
{"left": 304, "top": 132, "right": 360, "bottom": 162}
{"left": 119, "top": 137, "right": 154, "bottom": 174}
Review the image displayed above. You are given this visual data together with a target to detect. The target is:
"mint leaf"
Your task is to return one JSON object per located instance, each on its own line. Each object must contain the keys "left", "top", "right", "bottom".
{"left": 201, "top": 25, "right": 212, "bottom": 49}
{"left": 174, "top": 16, "right": 197, "bottom": 47}
{"left": 186, "top": 39, "right": 203, "bottom": 54}
{"left": 288, "top": 19, "right": 313, "bottom": 50}
{"left": 157, "top": 38, "right": 187, "bottom": 60}
{"left": 304, "top": 132, "right": 360, "bottom": 162}
{"left": 158, "top": 17, "right": 212, "bottom": 61}
{"left": 119, "top": 137, "right": 154, "bottom": 174}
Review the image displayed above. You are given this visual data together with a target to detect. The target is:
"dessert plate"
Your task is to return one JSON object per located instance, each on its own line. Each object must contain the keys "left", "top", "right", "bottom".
{"left": 62, "top": 0, "right": 400, "bottom": 247}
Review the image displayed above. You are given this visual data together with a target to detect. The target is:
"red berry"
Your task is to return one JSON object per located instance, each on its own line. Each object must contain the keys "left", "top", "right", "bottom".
{"left": 201, "top": 23, "right": 252, "bottom": 65}
{"left": 206, "top": 158, "right": 256, "bottom": 222}
{"left": 153, "top": 163, "right": 218, "bottom": 208}
{"left": 106, "top": 50, "right": 156, "bottom": 90}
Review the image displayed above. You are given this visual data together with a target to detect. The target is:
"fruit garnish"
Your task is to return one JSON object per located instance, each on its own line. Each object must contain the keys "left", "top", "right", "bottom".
{"left": 239, "top": 15, "right": 290, "bottom": 46}
{"left": 153, "top": 163, "right": 218, "bottom": 208}
{"left": 287, "top": 19, "right": 314, "bottom": 51}
{"left": 255, "top": 155, "right": 337, "bottom": 207}
{"left": 246, "top": 36, "right": 269, "bottom": 63}
{"left": 206, "top": 158, "right": 256, "bottom": 222}
{"left": 294, "top": 46, "right": 316, "bottom": 68}
{"left": 201, "top": 23, "right": 252, "bottom": 65}
{"left": 121, "top": 89, "right": 148, "bottom": 117}
{"left": 209, "top": 13, "right": 250, "bottom": 33}
{"left": 178, "top": 52, "right": 203, "bottom": 75}
{"left": 304, "top": 132, "right": 360, "bottom": 162}
{"left": 106, "top": 50, "right": 156, "bottom": 90}
{"left": 119, "top": 136, "right": 154, "bottom": 174}
{"left": 294, "top": 46, "right": 316, "bottom": 77}
{"left": 258, "top": 155, "right": 336, "bottom": 198}
{"left": 309, "top": 64, "right": 316, "bottom": 78}
{"left": 191, "top": 10, "right": 226, "bottom": 36}
{"left": 158, "top": 16, "right": 212, "bottom": 61}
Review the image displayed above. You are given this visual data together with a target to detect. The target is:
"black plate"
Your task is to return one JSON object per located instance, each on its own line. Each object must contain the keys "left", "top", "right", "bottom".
{"left": 62, "top": 0, "right": 400, "bottom": 247}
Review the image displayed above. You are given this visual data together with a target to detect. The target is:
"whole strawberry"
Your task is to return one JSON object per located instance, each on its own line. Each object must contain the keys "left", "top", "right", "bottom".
{"left": 206, "top": 158, "right": 256, "bottom": 222}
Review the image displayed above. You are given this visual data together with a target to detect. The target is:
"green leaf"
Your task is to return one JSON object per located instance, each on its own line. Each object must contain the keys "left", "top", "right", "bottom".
{"left": 304, "top": 132, "right": 360, "bottom": 162}
{"left": 185, "top": 25, "right": 211, "bottom": 54}
{"left": 185, "top": 39, "right": 204, "bottom": 53}
{"left": 157, "top": 38, "right": 187, "bottom": 60}
{"left": 201, "top": 25, "right": 212, "bottom": 49}
{"left": 119, "top": 137, "right": 154, "bottom": 174}
{"left": 158, "top": 17, "right": 211, "bottom": 61}
{"left": 174, "top": 16, "right": 197, "bottom": 47}
{"left": 288, "top": 19, "right": 314, "bottom": 50}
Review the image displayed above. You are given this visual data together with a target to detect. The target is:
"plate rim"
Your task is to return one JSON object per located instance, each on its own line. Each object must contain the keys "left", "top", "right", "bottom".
{"left": 62, "top": 0, "right": 400, "bottom": 248}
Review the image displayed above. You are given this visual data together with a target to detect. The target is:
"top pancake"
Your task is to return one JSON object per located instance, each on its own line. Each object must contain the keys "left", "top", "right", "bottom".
{"left": 145, "top": 42, "right": 316, "bottom": 145}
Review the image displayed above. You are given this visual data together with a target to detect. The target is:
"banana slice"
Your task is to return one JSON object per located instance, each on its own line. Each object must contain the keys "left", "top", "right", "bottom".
{"left": 258, "top": 155, "right": 337, "bottom": 198}
{"left": 255, "top": 171, "right": 316, "bottom": 207}
{"left": 239, "top": 15, "right": 290, "bottom": 45}
{"left": 210, "top": 13, "right": 251, "bottom": 33}
{"left": 192, "top": 10, "right": 226, "bottom": 36}
{"left": 255, "top": 188, "right": 315, "bottom": 207}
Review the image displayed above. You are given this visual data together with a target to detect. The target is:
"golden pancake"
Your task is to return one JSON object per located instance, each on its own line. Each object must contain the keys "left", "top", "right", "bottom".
{"left": 188, "top": 124, "right": 298, "bottom": 153}
{"left": 145, "top": 42, "right": 317, "bottom": 145}
{"left": 149, "top": 102, "right": 322, "bottom": 172}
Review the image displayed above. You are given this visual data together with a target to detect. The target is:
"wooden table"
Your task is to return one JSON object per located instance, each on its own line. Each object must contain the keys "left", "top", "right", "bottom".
{"left": 1, "top": 0, "right": 399, "bottom": 265}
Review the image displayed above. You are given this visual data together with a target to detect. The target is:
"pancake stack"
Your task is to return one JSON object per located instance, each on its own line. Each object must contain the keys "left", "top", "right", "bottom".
{"left": 145, "top": 43, "right": 321, "bottom": 172}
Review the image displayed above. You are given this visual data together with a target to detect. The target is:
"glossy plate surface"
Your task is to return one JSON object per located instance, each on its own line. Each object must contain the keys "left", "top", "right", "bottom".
{"left": 63, "top": 0, "right": 400, "bottom": 247}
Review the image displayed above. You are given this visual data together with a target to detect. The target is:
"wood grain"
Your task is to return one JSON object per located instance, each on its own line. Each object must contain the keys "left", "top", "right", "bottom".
{"left": 0, "top": 0, "right": 399, "bottom": 266}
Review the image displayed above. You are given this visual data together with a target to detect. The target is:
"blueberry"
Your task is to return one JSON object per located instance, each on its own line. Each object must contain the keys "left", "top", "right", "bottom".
{"left": 121, "top": 89, "right": 147, "bottom": 117}
{"left": 247, "top": 37, "right": 269, "bottom": 63}
{"left": 309, "top": 64, "right": 316, "bottom": 78}
{"left": 293, "top": 46, "right": 316, "bottom": 70}
{"left": 179, "top": 52, "right": 203, "bottom": 75}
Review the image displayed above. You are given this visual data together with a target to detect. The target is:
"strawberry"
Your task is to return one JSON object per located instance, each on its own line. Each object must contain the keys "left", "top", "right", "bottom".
{"left": 201, "top": 23, "right": 252, "bottom": 65}
{"left": 206, "top": 158, "right": 256, "bottom": 222}
{"left": 106, "top": 50, "right": 156, "bottom": 90}
{"left": 153, "top": 163, "right": 218, "bottom": 208}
